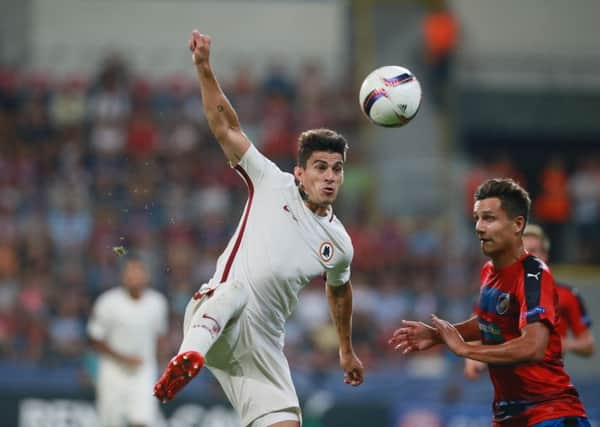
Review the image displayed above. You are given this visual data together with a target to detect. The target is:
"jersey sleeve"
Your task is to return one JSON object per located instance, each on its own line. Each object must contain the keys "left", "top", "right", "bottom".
{"left": 325, "top": 263, "right": 351, "bottom": 287}
{"left": 518, "top": 257, "right": 557, "bottom": 330}
{"left": 474, "top": 263, "right": 492, "bottom": 317}
{"left": 87, "top": 294, "right": 111, "bottom": 341}
{"left": 325, "top": 243, "right": 353, "bottom": 287}
{"left": 562, "top": 287, "right": 592, "bottom": 336}
{"left": 236, "top": 144, "right": 287, "bottom": 189}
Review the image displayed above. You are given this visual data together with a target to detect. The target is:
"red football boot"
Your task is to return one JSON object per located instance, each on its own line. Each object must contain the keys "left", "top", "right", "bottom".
{"left": 153, "top": 351, "right": 205, "bottom": 402}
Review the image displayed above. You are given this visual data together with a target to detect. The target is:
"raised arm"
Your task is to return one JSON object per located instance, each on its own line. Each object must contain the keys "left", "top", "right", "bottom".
{"left": 189, "top": 30, "right": 251, "bottom": 165}
{"left": 326, "top": 281, "right": 364, "bottom": 387}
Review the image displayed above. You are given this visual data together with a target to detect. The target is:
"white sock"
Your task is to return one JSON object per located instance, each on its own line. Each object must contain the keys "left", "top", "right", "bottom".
{"left": 179, "top": 280, "right": 248, "bottom": 356}
{"left": 179, "top": 318, "right": 218, "bottom": 356}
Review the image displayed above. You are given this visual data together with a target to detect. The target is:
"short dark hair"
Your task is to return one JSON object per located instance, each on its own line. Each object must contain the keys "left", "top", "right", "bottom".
{"left": 474, "top": 178, "right": 531, "bottom": 224}
{"left": 297, "top": 128, "right": 348, "bottom": 167}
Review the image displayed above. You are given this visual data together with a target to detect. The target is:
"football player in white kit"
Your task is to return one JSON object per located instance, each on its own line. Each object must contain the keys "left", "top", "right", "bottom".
{"left": 153, "top": 30, "right": 364, "bottom": 427}
{"left": 88, "top": 256, "right": 169, "bottom": 427}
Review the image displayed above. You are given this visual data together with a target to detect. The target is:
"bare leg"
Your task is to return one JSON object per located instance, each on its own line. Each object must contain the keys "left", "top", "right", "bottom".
{"left": 269, "top": 421, "right": 300, "bottom": 427}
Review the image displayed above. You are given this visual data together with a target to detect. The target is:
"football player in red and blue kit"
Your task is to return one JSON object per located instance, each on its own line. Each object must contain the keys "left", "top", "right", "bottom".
{"left": 389, "top": 178, "right": 590, "bottom": 427}
{"left": 522, "top": 224, "right": 595, "bottom": 358}
{"left": 464, "top": 223, "right": 594, "bottom": 379}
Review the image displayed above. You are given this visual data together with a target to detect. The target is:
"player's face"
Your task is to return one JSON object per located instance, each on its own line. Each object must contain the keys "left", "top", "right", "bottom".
{"left": 122, "top": 260, "right": 149, "bottom": 298}
{"left": 523, "top": 235, "right": 548, "bottom": 262}
{"left": 294, "top": 151, "right": 344, "bottom": 215}
{"left": 473, "top": 197, "right": 524, "bottom": 257}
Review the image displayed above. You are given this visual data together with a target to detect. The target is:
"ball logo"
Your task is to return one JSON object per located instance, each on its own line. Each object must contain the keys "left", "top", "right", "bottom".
{"left": 319, "top": 242, "right": 334, "bottom": 262}
{"left": 496, "top": 293, "right": 511, "bottom": 315}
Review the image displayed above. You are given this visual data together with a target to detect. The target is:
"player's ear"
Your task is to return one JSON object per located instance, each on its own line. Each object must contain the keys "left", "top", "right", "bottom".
{"left": 293, "top": 166, "right": 303, "bottom": 183}
{"left": 514, "top": 216, "right": 526, "bottom": 235}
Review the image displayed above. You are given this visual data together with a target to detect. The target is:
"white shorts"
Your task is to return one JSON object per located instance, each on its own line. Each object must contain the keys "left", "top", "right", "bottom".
{"left": 250, "top": 409, "right": 301, "bottom": 427}
{"left": 182, "top": 291, "right": 301, "bottom": 427}
{"left": 96, "top": 363, "right": 158, "bottom": 427}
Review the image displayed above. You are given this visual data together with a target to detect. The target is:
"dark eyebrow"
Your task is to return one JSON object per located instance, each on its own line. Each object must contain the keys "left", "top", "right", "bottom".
{"left": 312, "top": 159, "right": 344, "bottom": 167}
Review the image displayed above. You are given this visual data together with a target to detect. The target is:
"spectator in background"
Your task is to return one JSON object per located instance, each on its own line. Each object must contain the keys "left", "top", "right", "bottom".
{"left": 521, "top": 225, "right": 594, "bottom": 357}
{"left": 568, "top": 157, "right": 600, "bottom": 263}
{"left": 49, "top": 75, "right": 87, "bottom": 129}
{"left": 0, "top": 245, "right": 19, "bottom": 358}
{"left": 49, "top": 287, "right": 87, "bottom": 364}
{"left": 88, "top": 256, "right": 168, "bottom": 427}
{"left": 422, "top": 0, "right": 458, "bottom": 111}
{"left": 533, "top": 157, "right": 570, "bottom": 262}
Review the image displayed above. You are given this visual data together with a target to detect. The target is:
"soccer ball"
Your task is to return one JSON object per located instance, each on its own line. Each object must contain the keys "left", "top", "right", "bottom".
{"left": 359, "top": 65, "right": 422, "bottom": 127}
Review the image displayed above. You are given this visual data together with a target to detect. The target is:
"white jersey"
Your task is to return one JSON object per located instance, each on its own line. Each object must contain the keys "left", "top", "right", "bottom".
{"left": 194, "top": 144, "right": 353, "bottom": 426}
{"left": 88, "top": 287, "right": 168, "bottom": 369}
{"left": 88, "top": 287, "right": 168, "bottom": 426}
{"left": 212, "top": 144, "right": 353, "bottom": 337}
{"left": 88, "top": 287, "right": 168, "bottom": 427}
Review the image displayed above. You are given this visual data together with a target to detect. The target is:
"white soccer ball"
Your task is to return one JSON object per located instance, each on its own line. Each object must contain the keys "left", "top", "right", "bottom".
{"left": 359, "top": 65, "right": 422, "bottom": 127}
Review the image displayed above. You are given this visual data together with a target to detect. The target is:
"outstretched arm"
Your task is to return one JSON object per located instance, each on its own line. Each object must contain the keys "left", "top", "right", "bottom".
{"left": 189, "top": 30, "right": 251, "bottom": 165}
{"left": 389, "top": 315, "right": 480, "bottom": 353}
{"left": 432, "top": 315, "right": 550, "bottom": 364}
{"left": 326, "top": 281, "right": 364, "bottom": 386}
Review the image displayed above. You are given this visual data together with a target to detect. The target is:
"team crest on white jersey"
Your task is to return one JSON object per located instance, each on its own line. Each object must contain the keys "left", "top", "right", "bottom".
{"left": 496, "top": 292, "right": 511, "bottom": 315}
{"left": 319, "top": 241, "right": 334, "bottom": 262}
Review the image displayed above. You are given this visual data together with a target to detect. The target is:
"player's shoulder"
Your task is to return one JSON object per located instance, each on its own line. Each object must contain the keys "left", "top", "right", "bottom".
{"left": 92, "top": 286, "right": 122, "bottom": 308}
{"left": 521, "top": 254, "right": 551, "bottom": 274}
{"left": 145, "top": 288, "right": 168, "bottom": 304}
{"left": 98, "top": 286, "right": 122, "bottom": 300}
{"left": 279, "top": 171, "right": 296, "bottom": 188}
{"left": 519, "top": 255, "right": 557, "bottom": 292}
{"left": 238, "top": 143, "right": 292, "bottom": 188}
{"left": 327, "top": 214, "right": 353, "bottom": 248}
{"left": 481, "top": 260, "right": 494, "bottom": 275}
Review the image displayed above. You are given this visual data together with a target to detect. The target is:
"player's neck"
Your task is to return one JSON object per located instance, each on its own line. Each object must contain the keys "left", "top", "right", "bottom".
{"left": 304, "top": 199, "right": 331, "bottom": 217}
{"left": 127, "top": 289, "right": 143, "bottom": 299}
{"left": 491, "top": 245, "right": 527, "bottom": 270}
{"left": 299, "top": 187, "right": 331, "bottom": 217}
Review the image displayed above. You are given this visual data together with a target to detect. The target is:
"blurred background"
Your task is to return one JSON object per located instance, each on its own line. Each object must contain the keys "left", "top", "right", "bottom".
{"left": 1, "top": 0, "right": 599, "bottom": 426}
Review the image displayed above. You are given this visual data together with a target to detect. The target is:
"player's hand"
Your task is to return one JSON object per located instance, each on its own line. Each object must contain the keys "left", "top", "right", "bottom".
{"left": 464, "top": 358, "right": 487, "bottom": 380}
{"left": 430, "top": 314, "right": 467, "bottom": 357}
{"left": 339, "top": 350, "right": 364, "bottom": 387}
{"left": 189, "top": 30, "right": 211, "bottom": 66}
{"left": 388, "top": 319, "right": 440, "bottom": 354}
{"left": 561, "top": 336, "right": 574, "bottom": 354}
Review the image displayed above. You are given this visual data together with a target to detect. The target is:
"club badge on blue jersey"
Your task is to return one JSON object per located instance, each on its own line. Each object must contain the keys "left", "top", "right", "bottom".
{"left": 496, "top": 292, "right": 511, "bottom": 315}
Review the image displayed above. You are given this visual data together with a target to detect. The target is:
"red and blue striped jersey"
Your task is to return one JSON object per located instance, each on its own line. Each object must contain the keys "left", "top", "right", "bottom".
{"left": 475, "top": 254, "right": 587, "bottom": 426}
{"left": 556, "top": 283, "right": 592, "bottom": 338}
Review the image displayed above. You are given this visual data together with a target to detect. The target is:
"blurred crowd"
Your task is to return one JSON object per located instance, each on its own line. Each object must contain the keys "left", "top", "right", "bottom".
{"left": 464, "top": 155, "right": 600, "bottom": 264}
{"left": 0, "top": 55, "right": 598, "bottom": 383}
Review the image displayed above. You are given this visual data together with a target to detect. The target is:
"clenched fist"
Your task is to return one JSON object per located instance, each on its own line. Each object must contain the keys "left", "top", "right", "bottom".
{"left": 189, "top": 30, "right": 211, "bottom": 65}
